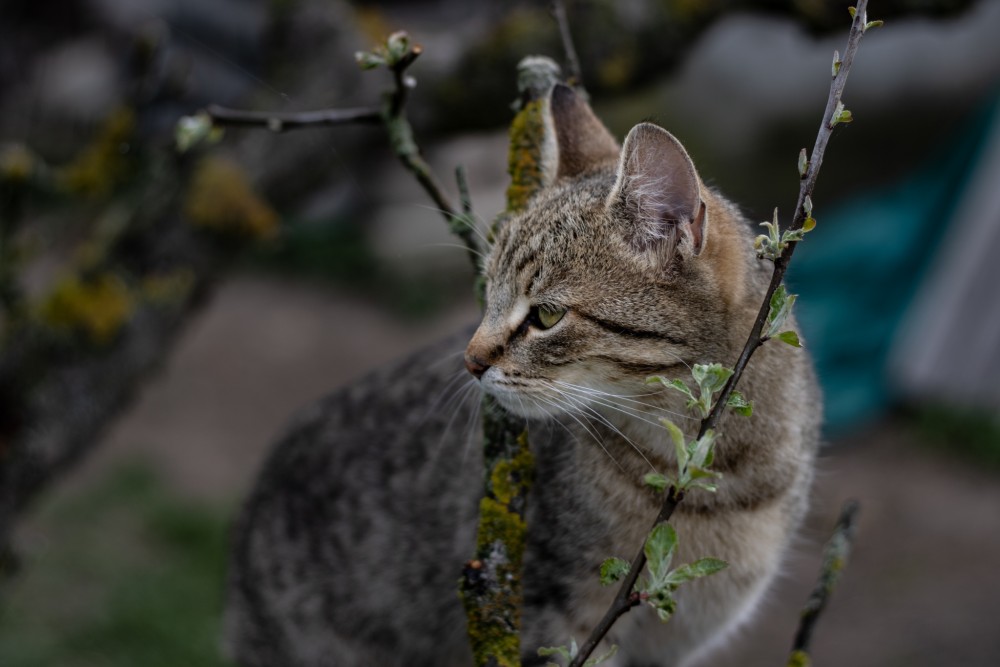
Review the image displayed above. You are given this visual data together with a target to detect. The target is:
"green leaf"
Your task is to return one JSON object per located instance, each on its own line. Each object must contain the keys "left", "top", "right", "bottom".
{"left": 831, "top": 50, "right": 842, "bottom": 77}
{"left": 584, "top": 644, "right": 619, "bottom": 667}
{"left": 175, "top": 112, "right": 215, "bottom": 153}
{"left": 848, "top": 6, "right": 857, "bottom": 18}
{"left": 354, "top": 50, "right": 386, "bottom": 70}
{"left": 802, "top": 216, "right": 817, "bottom": 233}
{"left": 727, "top": 391, "right": 753, "bottom": 417}
{"left": 687, "top": 478, "right": 718, "bottom": 493}
{"left": 664, "top": 558, "right": 729, "bottom": 585}
{"left": 689, "top": 430, "right": 717, "bottom": 470}
{"left": 692, "top": 363, "right": 733, "bottom": 396}
{"left": 659, "top": 418, "right": 687, "bottom": 467}
{"left": 797, "top": 148, "right": 808, "bottom": 177}
{"left": 644, "top": 523, "right": 678, "bottom": 582}
{"left": 385, "top": 31, "right": 411, "bottom": 62}
{"left": 600, "top": 557, "right": 630, "bottom": 586}
{"left": 830, "top": 101, "right": 853, "bottom": 127}
{"left": 775, "top": 330, "right": 803, "bottom": 347}
{"left": 643, "top": 472, "right": 669, "bottom": 493}
{"left": 865, "top": 19, "right": 884, "bottom": 32}
{"left": 766, "top": 285, "right": 797, "bottom": 338}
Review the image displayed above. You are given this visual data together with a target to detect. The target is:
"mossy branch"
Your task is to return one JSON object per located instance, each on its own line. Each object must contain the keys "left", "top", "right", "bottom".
{"left": 568, "top": 3, "right": 875, "bottom": 665}
{"left": 459, "top": 55, "right": 562, "bottom": 667}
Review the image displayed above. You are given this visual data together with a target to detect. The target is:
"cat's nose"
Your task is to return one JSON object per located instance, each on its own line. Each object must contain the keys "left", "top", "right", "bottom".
{"left": 464, "top": 354, "right": 491, "bottom": 380}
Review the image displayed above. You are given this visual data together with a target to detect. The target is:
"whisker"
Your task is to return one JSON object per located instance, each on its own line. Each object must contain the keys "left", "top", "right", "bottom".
{"left": 534, "top": 393, "right": 625, "bottom": 473}
{"left": 555, "top": 380, "right": 695, "bottom": 423}
{"left": 546, "top": 384, "right": 658, "bottom": 474}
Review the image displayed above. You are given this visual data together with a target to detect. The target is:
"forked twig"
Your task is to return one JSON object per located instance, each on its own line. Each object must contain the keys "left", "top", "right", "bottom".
{"left": 200, "top": 35, "right": 478, "bottom": 267}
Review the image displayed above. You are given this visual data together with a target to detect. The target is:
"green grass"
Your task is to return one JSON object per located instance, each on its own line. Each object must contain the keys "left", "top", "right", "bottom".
{"left": 906, "top": 403, "right": 1000, "bottom": 469}
{"left": 0, "top": 463, "right": 233, "bottom": 667}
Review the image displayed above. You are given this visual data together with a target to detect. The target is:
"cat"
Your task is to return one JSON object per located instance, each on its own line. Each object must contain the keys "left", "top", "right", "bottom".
{"left": 223, "top": 84, "right": 820, "bottom": 667}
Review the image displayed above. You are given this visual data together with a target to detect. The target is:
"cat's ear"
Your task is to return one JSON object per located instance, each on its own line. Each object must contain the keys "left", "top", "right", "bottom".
{"left": 608, "top": 122, "right": 707, "bottom": 261}
{"left": 545, "top": 84, "right": 620, "bottom": 182}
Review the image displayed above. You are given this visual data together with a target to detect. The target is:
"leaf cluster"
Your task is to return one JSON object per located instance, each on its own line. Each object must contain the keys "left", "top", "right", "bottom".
{"left": 539, "top": 640, "right": 616, "bottom": 667}
{"left": 599, "top": 525, "right": 727, "bottom": 624}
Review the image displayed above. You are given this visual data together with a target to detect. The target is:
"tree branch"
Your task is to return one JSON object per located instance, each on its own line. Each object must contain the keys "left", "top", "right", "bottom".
{"left": 551, "top": 0, "right": 584, "bottom": 90}
{"left": 568, "top": 3, "right": 874, "bottom": 664}
{"left": 205, "top": 104, "right": 381, "bottom": 130}
{"left": 198, "top": 34, "right": 478, "bottom": 264}
{"left": 788, "top": 500, "right": 860, "bottom": 666}
{"left": 458, "top": 56, "right": 562, "bottom": 667}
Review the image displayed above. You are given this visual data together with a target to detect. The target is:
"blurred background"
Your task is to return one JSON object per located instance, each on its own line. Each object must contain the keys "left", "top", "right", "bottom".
{"left": 1, "top": 0, "right": 999, "bottom": 665}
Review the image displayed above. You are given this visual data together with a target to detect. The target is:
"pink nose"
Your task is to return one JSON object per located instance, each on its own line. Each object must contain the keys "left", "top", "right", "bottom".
{"left": 464, "top": 354, "right": 490, "bottom": 379}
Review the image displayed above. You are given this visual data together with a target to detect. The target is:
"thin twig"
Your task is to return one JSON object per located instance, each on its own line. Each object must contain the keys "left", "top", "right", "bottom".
{"left": 569, "top": 3, "right": 872, "bottom": 664}
{"left": 698, "top": 0, "right": 870, "bottom": 441}
{"left": 205, "top": 105, "right": 381, "bottom": 130}
{"left": 569, "top": 488, "right": 684, "bottom": 667}
{"left": 788, "top": 500, "right": 860, "bottom": 666}
{"left": 453, "top": 165, "right": 482, "bottom": 272}
{"left": 203, "top": 38, "right": 470, "bottom": 256}
{"left": 551, "top": 0, "right": 584, "bottom": 90}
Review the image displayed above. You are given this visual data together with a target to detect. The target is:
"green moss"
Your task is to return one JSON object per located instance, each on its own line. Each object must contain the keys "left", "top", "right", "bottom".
{"left": 787, "top": 649, "right": 811, "bottom": 667}
{"left": 477, "top": 497, "right": 526, "bottom": 559}
{"left": 59, "top": 108, "right": 136, "bottom": 199}
{"left": 463, "top": 497, "right": 526, "bottom": 667}
{"left": 489, "top": 433, "right": 535, "bottom": 507}
{"left": 504, "top": 98, "right": 548, "bottom": 215}
{"left": 0, "top": 144, "right": 36, "bottom": 183}
{"left": 38, "top": 272, "right": 134, "bottom": 345}
{"left": 141, "top": 269, "right": 196, "bottom": 308}
{"left": 183, "top": 156, "right": 279, "bottom": 241}
{"left": 0, "top": 462, "right": 231, "bottom": 667}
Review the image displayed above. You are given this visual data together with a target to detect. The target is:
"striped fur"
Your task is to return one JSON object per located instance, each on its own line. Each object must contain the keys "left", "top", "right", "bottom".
{"left": 224, "top": 86, "right": 819, "bottom": 667}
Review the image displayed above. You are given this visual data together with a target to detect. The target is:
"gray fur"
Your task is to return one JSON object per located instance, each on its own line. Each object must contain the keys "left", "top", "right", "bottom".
{"left": 225, "top": 88, "right": 820, "bottom": 667}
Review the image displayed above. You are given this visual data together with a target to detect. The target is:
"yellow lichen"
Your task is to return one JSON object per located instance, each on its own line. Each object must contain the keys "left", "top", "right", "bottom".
{"left": 0, "top": 143, "right": 36, "bottom": 183}
{"left": 59, "top": 108, "right": 136, "bottom": 198}
{"left": 183, "top": 156, "right": 279, "bottom": 241}
{"left": 141, "top": 269, "right": 196, "bottom": 306}
{"left": 355, "top": 7, "right": 392, "bottom": 44}
{"left": 39, "top": 272, "right": 134, "bottom": 345}
{"left": 489, "top": 433, "right": 535, "bottom": 507}
{"left": 787, "top": 649, "right": 811, "bottom": 667}
{"left": 505, "top": 98, "right": 548, "bottom": 215}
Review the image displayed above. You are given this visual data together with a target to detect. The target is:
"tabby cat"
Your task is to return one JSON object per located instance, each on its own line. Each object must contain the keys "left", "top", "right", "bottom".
{"left": 224, "top": 84, "right": 820, "bottom": 667}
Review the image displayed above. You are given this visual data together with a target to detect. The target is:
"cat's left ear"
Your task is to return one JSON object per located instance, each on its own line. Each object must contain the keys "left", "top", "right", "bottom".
{"left": 608, "top": 122, "right": 707, "bottom": 261}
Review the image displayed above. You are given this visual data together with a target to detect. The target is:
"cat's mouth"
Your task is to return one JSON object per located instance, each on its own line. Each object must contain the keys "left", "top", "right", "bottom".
{"left": 479, "top": 368, "right": 566, "bottom": 419}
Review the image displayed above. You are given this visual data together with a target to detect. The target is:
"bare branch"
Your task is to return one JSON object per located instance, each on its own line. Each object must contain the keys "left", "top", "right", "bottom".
{"left": 199, "top": 36, "right": 471, "bottom": 257}
{"left": 204, "top": 104, "right": 381, "bottom": 130}
{"left": 569, "top": 3, "right": 873, "bottom": 664}
{"left": 788, "top": 500, "right": 860, "bottom": 666}
{"left": 551, "top": 0, "right": 584, "bottom": 90}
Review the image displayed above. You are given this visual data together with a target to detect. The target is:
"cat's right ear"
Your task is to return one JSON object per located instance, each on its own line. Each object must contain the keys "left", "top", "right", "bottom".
{"left": 544, "top": 84, "right": 620, "bottom": 184}
{"left": 607, "top": 122, "right": 707, "bottom": 265}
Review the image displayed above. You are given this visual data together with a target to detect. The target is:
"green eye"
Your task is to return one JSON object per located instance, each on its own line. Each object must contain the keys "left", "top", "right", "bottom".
{"left": 534, "top": 305, "right": 567, "bottom": 329}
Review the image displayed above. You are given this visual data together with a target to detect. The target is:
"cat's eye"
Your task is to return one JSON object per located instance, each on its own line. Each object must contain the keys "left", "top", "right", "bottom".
{"left": 533, "top": 305, "right": 567, "bottom": 329}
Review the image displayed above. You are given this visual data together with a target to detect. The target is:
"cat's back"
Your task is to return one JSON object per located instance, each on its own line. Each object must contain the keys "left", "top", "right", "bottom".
{"left": 223, "top": 326, "right": 483, "bottom": 667}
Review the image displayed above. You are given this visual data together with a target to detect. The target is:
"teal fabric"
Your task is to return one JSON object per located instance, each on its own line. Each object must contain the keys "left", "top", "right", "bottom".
{"left": 786, "top": 91, "right": 998, "bottom": 434}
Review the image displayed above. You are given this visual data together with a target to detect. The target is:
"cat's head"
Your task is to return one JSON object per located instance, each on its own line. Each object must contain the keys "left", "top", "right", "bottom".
{"left": 465, "top": 85, "right": 750, "bottom": 420}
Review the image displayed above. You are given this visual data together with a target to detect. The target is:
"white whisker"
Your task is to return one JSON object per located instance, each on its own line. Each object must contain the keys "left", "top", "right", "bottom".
{"left": 546, "top": 383, "right": 659, "bottom": 474}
